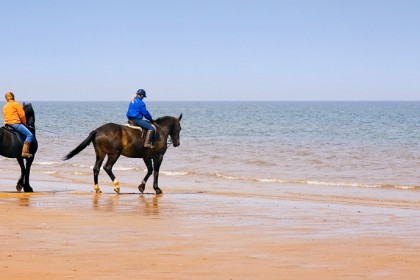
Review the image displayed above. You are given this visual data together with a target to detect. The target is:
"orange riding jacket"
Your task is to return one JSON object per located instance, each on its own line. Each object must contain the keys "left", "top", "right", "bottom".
{"left": 3, "top": 100, "right": 27, "bottom": 125}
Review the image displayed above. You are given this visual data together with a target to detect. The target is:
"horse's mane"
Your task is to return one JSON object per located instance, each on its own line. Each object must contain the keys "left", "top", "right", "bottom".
{"left": 23, "top": 103, "right": 35, "bottom": 119}
{"left": 155, "top": 114, "right": 182, "bottom": 129}
{"left": 22, "top": 102, "right": 34, "bottom": 112}
{"left": 154, "top": 116, "right": 175, "bottom": 125}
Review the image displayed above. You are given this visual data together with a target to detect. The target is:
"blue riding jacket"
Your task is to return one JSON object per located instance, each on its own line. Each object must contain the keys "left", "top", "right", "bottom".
{"left": 126, "top": 96, "right": 153, "bottom": 121}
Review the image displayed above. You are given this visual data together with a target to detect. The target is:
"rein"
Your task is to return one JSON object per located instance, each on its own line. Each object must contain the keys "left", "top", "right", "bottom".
{"left": 153, "top": 122, "right": 173, "bottom": 148}
{"left": 34, "top": 126, "right": 60, "bottom": 135}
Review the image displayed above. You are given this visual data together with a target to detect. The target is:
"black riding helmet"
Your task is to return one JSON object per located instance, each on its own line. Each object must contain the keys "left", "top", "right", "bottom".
{"left": 137, "top": 89, "right": 147, "bottom": 97}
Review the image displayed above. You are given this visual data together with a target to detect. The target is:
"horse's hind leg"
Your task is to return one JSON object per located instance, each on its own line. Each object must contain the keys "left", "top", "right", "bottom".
{"left": 93, "top": 154, "right": 105, "bottom": 194}
{"left": 139, "top": 158, "right": 153, "bottom": 194}
{"left": 103, "top": 153, "right": 121, "bottom": 193}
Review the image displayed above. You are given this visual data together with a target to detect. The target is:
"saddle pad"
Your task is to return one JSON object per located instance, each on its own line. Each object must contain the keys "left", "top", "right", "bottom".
{"left": 125, "top": 124, "right": 143, "bottom": 131}
{"left": 1, "top": 126, "right": 25, "bottom": 144}
{"left": 3, "top": 125, "right": 15, "bottom": 132}
{"left": 125, "top": 123, "right": 157, "bottom": 131}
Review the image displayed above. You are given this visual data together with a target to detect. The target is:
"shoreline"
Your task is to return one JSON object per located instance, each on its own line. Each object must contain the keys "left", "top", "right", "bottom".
{"left": 1, "top": 175, "right": 419, "bottom": 279}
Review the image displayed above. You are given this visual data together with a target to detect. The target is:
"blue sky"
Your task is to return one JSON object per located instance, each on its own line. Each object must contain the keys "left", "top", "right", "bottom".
{"left": 1, "top": 0, "right": 419, "bottom": 101}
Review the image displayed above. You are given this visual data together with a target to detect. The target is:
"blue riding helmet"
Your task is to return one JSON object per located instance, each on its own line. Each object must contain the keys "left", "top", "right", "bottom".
{"left": 137, "top": 89, "right": 147, "bottom": 97}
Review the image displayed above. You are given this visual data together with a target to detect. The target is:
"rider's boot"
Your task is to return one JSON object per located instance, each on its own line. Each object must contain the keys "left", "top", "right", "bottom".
{"left": 144, "top": 130, "right": 154, "bottom": 148}
{"left": 21, "top": 141, "right": 33, "bottom": 158}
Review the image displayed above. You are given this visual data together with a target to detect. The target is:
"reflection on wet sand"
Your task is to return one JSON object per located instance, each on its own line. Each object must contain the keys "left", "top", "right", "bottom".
{"left": 0, "top": 192, "right": 34, "bottom": 207}
{"left": 92, "top": 193, "right": 120, "bottom": 211}
{"left": 139, "top": 195, "right": 159, "bottom": 215}
{"left": 0, "top": 191, "right": 162, "bottom": 216}
{"left": 19, "top": 196, "right": 31, "bottom": 207}
{"left": 92, "top": 193, "right": 160, "bottom": 215}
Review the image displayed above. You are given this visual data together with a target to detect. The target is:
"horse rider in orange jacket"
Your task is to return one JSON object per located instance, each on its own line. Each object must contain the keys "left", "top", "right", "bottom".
{"left": 3, "top": 92, "right": 33, "bottom": 158}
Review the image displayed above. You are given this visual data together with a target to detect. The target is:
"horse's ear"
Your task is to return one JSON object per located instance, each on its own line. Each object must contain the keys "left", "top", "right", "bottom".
{"left": 178, "top": 113, "right": 182, "bottom": 121}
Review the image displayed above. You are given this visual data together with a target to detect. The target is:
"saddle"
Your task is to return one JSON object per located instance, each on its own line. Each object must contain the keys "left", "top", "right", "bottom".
{"left": 125, "top": 121, "right": 158, "bottom": 140}
{"left": 1, "top": 125, "right": 25, "bottom": 145}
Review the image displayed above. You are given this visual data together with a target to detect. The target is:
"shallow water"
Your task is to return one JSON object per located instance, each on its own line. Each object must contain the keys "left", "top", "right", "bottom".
{"left": 1, "top": 101, "right": 420, "bottom": 192}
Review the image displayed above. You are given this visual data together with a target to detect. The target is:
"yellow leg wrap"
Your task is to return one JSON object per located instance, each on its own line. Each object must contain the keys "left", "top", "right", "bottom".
{"left": 113, "top": 179, "right": 120, "bottom": 194}
{"left": 94, "top": 184, "right": 102, "bottom": 194}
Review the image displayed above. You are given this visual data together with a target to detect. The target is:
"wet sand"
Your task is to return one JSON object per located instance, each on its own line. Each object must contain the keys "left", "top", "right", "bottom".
{"left": 0, "top": 173, "right": 419, "bottom": 279}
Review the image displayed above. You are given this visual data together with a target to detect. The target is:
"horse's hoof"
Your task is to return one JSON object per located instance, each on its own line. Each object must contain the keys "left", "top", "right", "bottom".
{"left": 16, "top": 184, "right": 23, "bottom": 192}
{"left": 155, "top": 188, "right": 163, "bottom": 195}
{"left": 138, "top": 184, "right": 145, "bottom": 193}
{"left": 113, "top": 179, "right": 120, "bottom": 194}
{"left": 94, "top": 185, "right": 102, "bottom": 194}
{"left": 24, "top": 187, "right": 34, "bottom": 193}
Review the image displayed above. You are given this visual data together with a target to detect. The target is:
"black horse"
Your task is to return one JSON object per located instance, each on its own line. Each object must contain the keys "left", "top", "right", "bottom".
{"left": 63, "top": 114, "right": 182, "bottom": 194}
{"left": 0, "top": 103, "right": 38, "bottom": 192}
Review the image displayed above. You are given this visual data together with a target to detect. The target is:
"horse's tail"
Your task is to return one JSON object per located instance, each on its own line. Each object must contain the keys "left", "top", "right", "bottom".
{"left": 63, "top": 130, "right": 96, "bottom": 160}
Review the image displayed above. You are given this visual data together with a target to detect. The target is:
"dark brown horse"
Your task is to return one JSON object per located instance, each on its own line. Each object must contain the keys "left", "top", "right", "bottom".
{"left": 0, "top": 103, "right": 38, "bottom": 192}
{"left": 63, "top": 114, "right": 182, "bottom": 194}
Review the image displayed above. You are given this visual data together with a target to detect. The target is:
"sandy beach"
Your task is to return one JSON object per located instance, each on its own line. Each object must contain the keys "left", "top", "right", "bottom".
{"left": 0, "top": 170, "right": 419, "bottom": 280}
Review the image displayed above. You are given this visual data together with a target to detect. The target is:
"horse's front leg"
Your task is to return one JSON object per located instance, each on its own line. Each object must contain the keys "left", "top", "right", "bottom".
{"left": 16, "top": 158, "right": 25, "bottom": 192}
{"left": 152, "top": 155, "right": 164, "bottom": 195}
{"left": 23, "top": 157, "right": 34, "bottom": 192}
{"left": 139, "top": 158, "right": 153, "bottom": 193}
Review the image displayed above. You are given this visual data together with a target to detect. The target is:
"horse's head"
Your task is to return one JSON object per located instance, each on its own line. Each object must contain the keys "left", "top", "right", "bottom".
{"left": 170, "top": 113, "right": 182, "bottom": 147}
{"left": 23, "top": 102, "right": 35, "bottom": 127}
{"left": 156, "top": 114, "right": 182, "bottom": 147}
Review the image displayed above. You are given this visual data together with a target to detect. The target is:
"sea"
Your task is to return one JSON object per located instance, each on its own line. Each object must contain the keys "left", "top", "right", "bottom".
{"left": 1, "top": 101, "right": 420, "bottom": 194}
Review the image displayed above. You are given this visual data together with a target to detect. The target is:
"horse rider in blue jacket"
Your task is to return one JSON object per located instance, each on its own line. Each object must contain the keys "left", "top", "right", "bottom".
{"left": 126, "top": 89, "right": 155, "bottom": 148}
